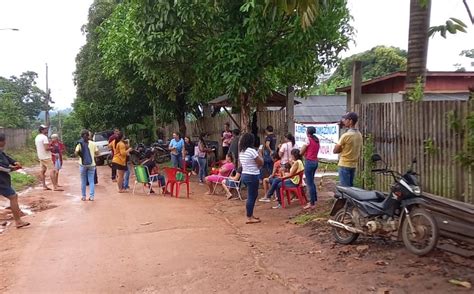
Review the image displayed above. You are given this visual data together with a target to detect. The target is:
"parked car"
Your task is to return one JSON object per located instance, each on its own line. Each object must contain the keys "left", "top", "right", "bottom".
{"left": 93, "top": 131, "right": 114, "bottom": 166}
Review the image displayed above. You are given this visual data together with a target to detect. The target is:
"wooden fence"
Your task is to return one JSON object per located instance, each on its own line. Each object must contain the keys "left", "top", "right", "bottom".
{"left": 161, "top": 110, "right": 288, "bottom": 156}
{"left": 0, "top": 128, "right": 30, "bottom": 150}
{"left": 355, "top": 101, "right": 474, "bottom": 204}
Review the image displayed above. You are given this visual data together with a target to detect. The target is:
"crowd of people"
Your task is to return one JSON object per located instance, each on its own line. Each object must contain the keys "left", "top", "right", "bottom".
{"left": 0, "top": 111, "right": 362, "bottom": 227}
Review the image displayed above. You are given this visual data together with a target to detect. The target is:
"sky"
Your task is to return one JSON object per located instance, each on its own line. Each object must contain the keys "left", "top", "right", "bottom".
{"left": 0, "top": 0, "right": 473, "bottom": 110}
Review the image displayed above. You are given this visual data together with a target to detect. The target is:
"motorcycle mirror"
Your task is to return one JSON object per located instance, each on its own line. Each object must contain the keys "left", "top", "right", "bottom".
{"left": 371, "top": 154, "right": 382, "bottom": 162}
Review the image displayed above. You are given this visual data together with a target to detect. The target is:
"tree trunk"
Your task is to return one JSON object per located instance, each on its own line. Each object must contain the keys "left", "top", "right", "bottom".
{"left": 240, "top": 92, "right": 250, "bottom": 133}
{"left": 405, "top": 0, "right": 431, "bottom": 97}
{"left": 176, "top": 91, "right": 187, "bottom": 137}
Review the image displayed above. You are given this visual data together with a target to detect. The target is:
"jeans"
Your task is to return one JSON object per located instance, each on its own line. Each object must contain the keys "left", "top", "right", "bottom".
{"left": 305, "top": 159, "right": 319, "bottom": 205}
{"left": 150, "top": 174, "right": 166, "bottom": 187}
{"left": 266, "top": 177, "right": 282, "bottom": 199}
{"left": 339, "top": 166, "right": 356, "bottom": 187}
{"left": 185, "top": 155, "right": 193, "bottom": 169}
{"left": 197, "top": 157, "right": 207, "bottom": 183}
{"left": 111, "top": 163, "right": 117, "bottom": 180}
{"left": 171, "top": 153, "right": 182, "bottom": 169}
{"left": 80, "top": 165, "right": 96, "bottom": 198}
{"left": 123, "top": 165, "right": 130, "bottom": 189}
{"left": 268, "top": 178, "right": 297, "bottom": 204}
{"left": 241, "top": 174, "right": 259, "bottom": 217}
{"left": 262, "top": 150, "right": 274, "bottom": 178}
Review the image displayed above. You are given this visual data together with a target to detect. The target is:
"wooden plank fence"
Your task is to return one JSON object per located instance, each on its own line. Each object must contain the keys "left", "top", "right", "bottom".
{"left": 0, "top": 128, "right": 30, "bottom": 150}
{"left": 355, "top": 101, "right": 474, "bottom": 204}
{"left": 162, "top": 110, "right": 288, "bottom": 148}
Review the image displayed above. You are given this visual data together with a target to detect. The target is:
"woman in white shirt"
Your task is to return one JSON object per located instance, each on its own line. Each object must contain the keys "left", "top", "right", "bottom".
{"left": 239, "top": 133, "right": 263, "bottom": 224}
{"left": 278, "top": 133, "right": 296, "bottom": 165}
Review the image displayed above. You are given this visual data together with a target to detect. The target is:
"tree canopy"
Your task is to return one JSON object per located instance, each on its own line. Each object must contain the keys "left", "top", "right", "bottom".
{"left": 0, "top": 71, "right": 47, "bottom": 128}
{"left": 75, "top": 0, "right": 353, "bottom": 135}
{"left": 313, "top": 45, "right": 407, "bottom": 94}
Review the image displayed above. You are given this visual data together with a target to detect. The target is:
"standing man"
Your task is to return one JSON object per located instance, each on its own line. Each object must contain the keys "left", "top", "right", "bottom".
{"left": 333, "top": 112, "right": 363, "bottom": 187}
{"left": 262, "top": 125, "right": 277, "bottom": 178}
{"left": 35, "top": 125, "right": 61, "bottom": 191}
{"left": 108, "top": 128, "right": 120, "bottom": 182}
{"left": 168, "top": 132, "right": 184, "bottom": 168}
{"left": 75, "top": 130, "right": 99, "bottom": 201}
{"left": 221, "top": 122, "right": 233, "bottom": 160}
{"left": 0, "top": 133, "right": 30, "bottom": 228}
{"left": 228, "top": 129, "right": 240, "bottom": 165}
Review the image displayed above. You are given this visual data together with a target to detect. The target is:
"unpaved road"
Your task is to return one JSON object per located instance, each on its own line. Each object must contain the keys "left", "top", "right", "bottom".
{"left": 0, "top": 161, "right": 473, "bottom": 293}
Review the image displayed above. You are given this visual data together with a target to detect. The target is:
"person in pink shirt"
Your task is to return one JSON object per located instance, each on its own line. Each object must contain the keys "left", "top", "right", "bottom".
{"left": 300, "top": 126, "right": 320, "bottom": 210}
{"left": 205, "top": 153, "right": 235, "bottom": 195}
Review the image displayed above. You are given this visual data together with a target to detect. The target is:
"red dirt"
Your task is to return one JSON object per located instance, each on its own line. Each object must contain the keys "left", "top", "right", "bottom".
{"left": 0, "top": 161, "right": 472, "bottom": 293}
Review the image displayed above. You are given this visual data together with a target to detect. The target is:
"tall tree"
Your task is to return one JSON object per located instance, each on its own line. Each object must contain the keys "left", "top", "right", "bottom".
{"left": 194, "top": 0, "right": 352, "bottom": 131}
{"left": 74, "top": 0, "right": 152, "bottom": 132}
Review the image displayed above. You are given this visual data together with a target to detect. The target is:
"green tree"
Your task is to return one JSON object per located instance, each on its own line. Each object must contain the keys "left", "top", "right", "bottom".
{"left": 74, "top": 0, "right": 152, "bottom": 132}
{"left": 0, "top": 71, "right": 47, "bottom": 128}
{"left": 193, "top": 0, "right": 353, "bottom": 131}
{"left": 314, "top": 46, "right": 407, "bottom": 94}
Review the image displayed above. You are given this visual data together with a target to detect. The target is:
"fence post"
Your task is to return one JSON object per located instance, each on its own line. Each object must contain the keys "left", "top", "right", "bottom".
{"left": 286, "top": 86, "right": 295, "bottom": 134}
{"left": 350, "top": 61, "right": 362, "bottom": 111}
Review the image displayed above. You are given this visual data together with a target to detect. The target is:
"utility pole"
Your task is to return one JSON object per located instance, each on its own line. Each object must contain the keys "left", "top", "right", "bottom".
{"left": 45, "top": 63, "right": 51, "bottom": 126}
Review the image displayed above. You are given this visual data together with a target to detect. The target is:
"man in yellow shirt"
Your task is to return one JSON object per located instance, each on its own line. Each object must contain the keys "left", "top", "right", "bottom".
{"left": 333, "top": 112, "right": 363, "bottom": 187}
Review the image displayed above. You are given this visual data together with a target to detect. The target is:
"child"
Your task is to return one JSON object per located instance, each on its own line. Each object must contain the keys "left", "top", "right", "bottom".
{"left": 259, "top": 153, "right": 282, "bottom": 202}
{"left": 142, "top": 150, "right": 165, "bottom": 194}
{"left": 282, "top": 162, "right": 292, "bottom": 177}
{"left": 222, "top": 166, "right": 242, "bottom": 199}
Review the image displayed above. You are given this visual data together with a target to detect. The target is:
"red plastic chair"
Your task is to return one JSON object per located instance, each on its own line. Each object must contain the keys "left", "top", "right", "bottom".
{"left": 163, "top": 167, "right": 190, "bottom": 198}
{"left": 279, "top": 171, "right": 307, "bottom": 208}
{"left": 175, "top": 167, "right": 190, "bottom": 198}
{"left": 163, "top": 167, "right": 178, "bottom": 196}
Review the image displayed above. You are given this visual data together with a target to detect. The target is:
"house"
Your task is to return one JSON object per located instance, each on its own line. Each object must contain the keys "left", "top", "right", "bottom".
{"left": 336, "top": 71, "right": 474, "bottom": 104}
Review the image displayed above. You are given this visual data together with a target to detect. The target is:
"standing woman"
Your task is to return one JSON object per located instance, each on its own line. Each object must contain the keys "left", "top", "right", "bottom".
{"left": 50, "top": 134, "right": 65, "bottom": 187}
{"left": 197, "top": 133, "right": 212, "bottom": 184}
{"left": 239, "top": 133, "right": 263, "bottom": 224}
{"left": 278, "top": 133, "right": 296, "bottom": 165}
{"left": 221, "top": 122, "right": 233, "bottom": 159}
{"left": 300, "top": 126, "right": 320, "bottom": 210}
{"left": 111, "top": 132, "right": 132, "bottom": 193}
{"left": 183, "top": 136, "right": 195, "bottom": 169}
{"left": 169, "top": 132, "right": 184, "bottom": 168}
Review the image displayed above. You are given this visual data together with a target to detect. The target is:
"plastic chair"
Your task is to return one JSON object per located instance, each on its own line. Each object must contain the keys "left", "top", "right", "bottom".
{"left": 279, "top": 171, "right": 307, "bottom": 208}
{"left": 133, "top": 165, "right": 162, "bottom": 195}
{"left": 163, "top": 167, "right": 190, "bottom": 198}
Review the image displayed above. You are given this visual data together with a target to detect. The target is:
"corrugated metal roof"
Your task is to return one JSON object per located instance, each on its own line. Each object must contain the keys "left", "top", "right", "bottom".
{"left": 294, "top": 95, "right": 346, "bottom": 123}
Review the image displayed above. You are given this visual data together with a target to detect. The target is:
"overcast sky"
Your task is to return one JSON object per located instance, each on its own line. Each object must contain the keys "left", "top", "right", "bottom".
{"left": 0, "top": 0, "right": 473, "bottom": 110}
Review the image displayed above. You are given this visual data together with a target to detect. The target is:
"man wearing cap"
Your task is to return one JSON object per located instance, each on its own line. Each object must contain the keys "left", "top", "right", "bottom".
{"left": 333, "top": 112, "right": 363, "bottom": 187}
{"left": 35, "top": 125, "right": 62, "bottom": 191}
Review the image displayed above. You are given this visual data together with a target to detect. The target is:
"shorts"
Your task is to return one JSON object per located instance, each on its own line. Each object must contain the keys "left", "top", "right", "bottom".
{"left": 112, "top": 162, "right": 127, "bottom": 171}
{"left": 54, "top": 158, "right": 62, "bottom": 170}
{"left": 206, "top": 175, "right": 225, "bottom": 183}
{"left": 224, "top": 179, "right": 238, "bottom": 188}
{"left": 40, "top": 159, "right": 53, "bottom": 170}
{"left": 0, "top": 186, "right": 16, "bottom": 198}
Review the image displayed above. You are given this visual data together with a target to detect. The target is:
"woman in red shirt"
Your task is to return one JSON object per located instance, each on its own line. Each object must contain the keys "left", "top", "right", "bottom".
{"left": 300, "top": 126, "right": 320, "bottom": 210}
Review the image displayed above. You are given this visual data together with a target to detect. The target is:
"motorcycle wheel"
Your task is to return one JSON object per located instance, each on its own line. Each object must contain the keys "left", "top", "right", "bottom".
{"left": 106, "top": 154, "right": 113, "bottom": 168}
{"left": 401, "top": 208, "right": 439, "bottom": 256}
{"left": 332, "top": 208, "right": 359, "bottom": 245}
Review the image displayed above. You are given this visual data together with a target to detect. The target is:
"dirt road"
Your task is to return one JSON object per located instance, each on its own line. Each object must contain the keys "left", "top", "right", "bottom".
{"left": 0, "top": 161, "right": 473, "bottom": 293}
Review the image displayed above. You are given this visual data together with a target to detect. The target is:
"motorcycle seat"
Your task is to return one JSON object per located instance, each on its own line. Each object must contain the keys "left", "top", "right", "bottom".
{"left": 337, "top": 186, "right": 382, "bottom": 201}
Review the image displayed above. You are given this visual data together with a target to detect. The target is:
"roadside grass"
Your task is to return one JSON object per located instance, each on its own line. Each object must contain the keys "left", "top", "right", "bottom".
{"left": 6, "top": 147, "right": 38, "bottom": 167}
{"left": 292, "top": 205, "right": 332, "bottom": 225}
{"left": 317, "top": 161, "right": 338, "bottom": 172}
{"left": 11, "top": 172, "right": 37, "bottom": 191}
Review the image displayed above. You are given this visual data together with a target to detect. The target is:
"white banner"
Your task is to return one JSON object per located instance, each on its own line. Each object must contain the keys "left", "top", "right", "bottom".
{"left": 294, "top": 123, "right": 340, "bottom": 161}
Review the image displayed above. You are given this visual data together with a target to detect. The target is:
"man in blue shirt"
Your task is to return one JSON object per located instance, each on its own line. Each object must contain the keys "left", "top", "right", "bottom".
{"left": 168, "top": 132, "right": 184, "bottom": 168}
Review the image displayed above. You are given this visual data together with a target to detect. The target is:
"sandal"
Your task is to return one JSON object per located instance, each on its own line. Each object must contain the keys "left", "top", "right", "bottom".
{"left": 16, "top": 222, "right": 30, "bottom": 229}
{"left": 81, "top": 197, "right": 86, "bottom": 201}
{"left": 246, "top": 218, "right": 261, "bottom": 224}
{"left": 43, "top": 187, "right": 52, "bottom": 191}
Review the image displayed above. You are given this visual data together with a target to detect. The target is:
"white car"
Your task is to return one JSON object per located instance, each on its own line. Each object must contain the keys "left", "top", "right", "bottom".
{"left": 92, "top": 131, "right": 113, "bottom": 166}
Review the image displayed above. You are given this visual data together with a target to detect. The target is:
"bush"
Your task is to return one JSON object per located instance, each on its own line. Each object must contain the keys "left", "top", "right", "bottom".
{"left": 11, "top": 172, "right": 36, "bottom": 191}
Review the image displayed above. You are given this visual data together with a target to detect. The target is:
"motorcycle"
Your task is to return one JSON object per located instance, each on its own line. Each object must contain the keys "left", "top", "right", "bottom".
{"left": 328, "top": 154, "right": 439, "bottom": 256}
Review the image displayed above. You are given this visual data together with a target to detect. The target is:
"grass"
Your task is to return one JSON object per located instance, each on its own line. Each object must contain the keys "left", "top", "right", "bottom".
{"left": 292, "top": 209, "right": 331, "bottom": 225}
{"left": 318, "top": 161, "right": 338, "bottom": 172}
{"left": 11, "top": 172, "right": 37, "bottom": 191}
{"left": 6, "top": 147, "right": 38, "bottom": 167}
